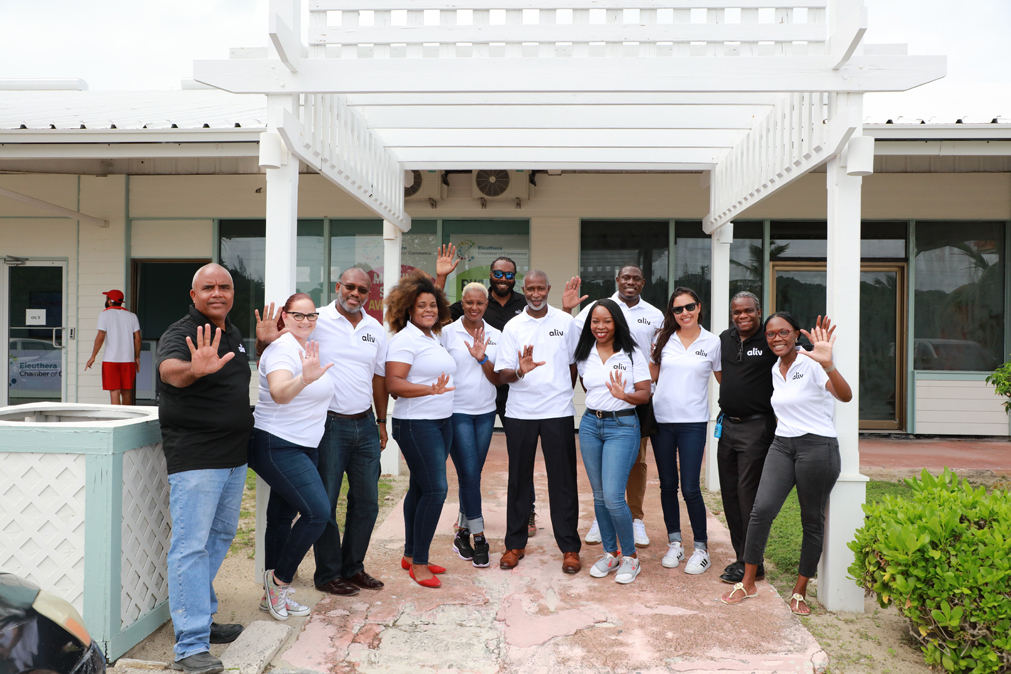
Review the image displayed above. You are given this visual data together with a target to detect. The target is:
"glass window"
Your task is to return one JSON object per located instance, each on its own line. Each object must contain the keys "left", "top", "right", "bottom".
{"left": 770, "top": 221, "right": 827, "bottom": 259}
{"left": 673, "top": 221, "right": 711, "bottom": 331}
{"left": 219, "top": 220, "right": 265, "bottom": 353}
{"left": 580, "top": 220, "right": 669, "bottom": 311}
{"left": 296, "top": 220, "right": 326, "bottom": 307}
{"left": 442, "top": 220, "right": 530, "bottom": 304}
{"left": 729, "top": 221, "right": 764, "bottom": 302}
{"left": 914, "top": 222, "right": 1005, "bottom": 371}
{"left": 861, "top": 221, "right": 907, "bottom": 259}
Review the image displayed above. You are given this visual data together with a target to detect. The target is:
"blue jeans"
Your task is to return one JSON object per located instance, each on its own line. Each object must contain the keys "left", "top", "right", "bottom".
{"left": 167, "top": 465, "right": 246, "bottom": 660}
{"left": 652, "top": 422, "right": 709, "bottom": 545}
{"left": 450, "top": 411, "right": 496, "bottom": 533}
{"left": 578, "top": 412, "right": 641, "bottom": 557}
{"left": 248, "top": 429, "right": 330, "bottom": 584}
{"left": 313, "top": 412, "right": 382, "bottom": 586}
{"left": 392, "top": 417, "right": 453, "bottom": 565}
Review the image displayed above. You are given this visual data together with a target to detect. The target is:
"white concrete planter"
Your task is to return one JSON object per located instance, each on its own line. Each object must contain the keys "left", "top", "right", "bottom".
{"left": 0, "top": 403, "right": 168, "bottom": 660}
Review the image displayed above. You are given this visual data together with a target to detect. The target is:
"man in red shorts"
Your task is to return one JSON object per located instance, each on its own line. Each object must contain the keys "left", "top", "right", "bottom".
{"left": 85, "top": 289, "right": 141, "bottom": 404}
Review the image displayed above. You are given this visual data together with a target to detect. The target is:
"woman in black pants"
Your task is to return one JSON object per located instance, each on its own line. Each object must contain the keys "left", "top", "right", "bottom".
{"left": 720, "top": 313, "right": 852, "bottom": 615}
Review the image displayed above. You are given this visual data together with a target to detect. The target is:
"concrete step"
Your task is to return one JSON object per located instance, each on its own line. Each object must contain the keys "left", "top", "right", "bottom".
{"left": 220, "top": 620, "right": 293, "bottom": 674}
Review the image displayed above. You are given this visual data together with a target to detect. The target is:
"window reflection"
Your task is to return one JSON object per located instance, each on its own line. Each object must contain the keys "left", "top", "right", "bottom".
{"left": 580, "top": 220, "right": 669, "bottom": 311}
{"left": 729, "top": 221, "right": 764, "bottom": 302}
{"left": 441, "top": 220, "right": 530, "bottom": 304}
{"left": 219, "top": 220, "right": 265, "bottom": 354}
{"left": 674, "top": 221, "right": 711, "bottom": 331}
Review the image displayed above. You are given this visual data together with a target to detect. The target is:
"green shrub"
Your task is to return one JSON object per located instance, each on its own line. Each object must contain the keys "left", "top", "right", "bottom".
{"left": 985, "top": 362, "right": 1011, "bottom": 414}
{"left": 849, "top": 468, "right": 1011, "bottom": 674}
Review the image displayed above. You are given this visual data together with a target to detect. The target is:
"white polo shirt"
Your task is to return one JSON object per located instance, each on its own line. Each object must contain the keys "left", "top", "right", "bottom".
{"left": 441, "top": 318, "right": 501, "bottom": 416}
{"left": 387, "top": 321, "right": 457, "bottom": 420}
{"left": 254, "top": 332, "right": 335, "bottom": 447}
{"left": 496, "top": 305, "right": 577, "bottom": 420}
{"left": 573, "top": 292, "right": 664, "bottom": 357}
{"left": 312, "top": 302, "right": 387, "bottom": 415}
{"left": 96, "top": 307, "right": 141, "bottom": 363}
{"left": 578, "top": 345, "right": 651, "bottom": 412}
{"left": 652, "top": 327, "right": 722, "bottom": 423}
{"left": 771, "top": 354, "right": 837, "bottom": 438}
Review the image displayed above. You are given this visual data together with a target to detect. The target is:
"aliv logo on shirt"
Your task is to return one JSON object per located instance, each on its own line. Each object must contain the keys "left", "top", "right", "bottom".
{"left": 747, "top": 348, "right": 763, "bottom": 356}
{"left": 612, "top": 363, "right": 628, "bottom": 371}
{"left": 792, "top": 372, "right": 804, "bottom": 380}
{"left": 637, "top": 317, "right": 652, "bottom": 325}
{"left": 549, "top": 329, "right": 564, "bottom": 337}
{"left": 695, "top": 349, "right": 708, "bottom": 357}
{"left": 362, "top": 333, "right": 376, "bottom": 343}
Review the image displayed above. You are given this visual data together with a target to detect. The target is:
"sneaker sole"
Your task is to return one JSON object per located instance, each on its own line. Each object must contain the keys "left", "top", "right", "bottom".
{"left": 661, "top": 557, "right": 683, "bottom": 568}
{"left": 634, "top": 540, "right": 650, "bottom": 548}
{"left": 684, "top": 562, "right": 711, "bottom": 575}
{"left": 615, "top": 567, "right": 641, "bottom": 584}
{"left": 452, "top": 543, "right": 474, "bottom": 561}
{"left": 171, "top": 663, "right": 224, "bottom": 674}
{"left": 264, "top": 571, "right": 289, "bottom": 621}
{"left": 472, "top": 560, "right": 491, "bottom": 568}
{"left": 584, "top": 536, "right": 602, "bottom": 544}
{"left": 589, "top": 567, "right": 618, "bottom": 578}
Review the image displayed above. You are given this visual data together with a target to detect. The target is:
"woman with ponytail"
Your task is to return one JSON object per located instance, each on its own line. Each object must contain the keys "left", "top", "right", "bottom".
{"left": 249, "top": 293, "right": 335, "bottom": 621}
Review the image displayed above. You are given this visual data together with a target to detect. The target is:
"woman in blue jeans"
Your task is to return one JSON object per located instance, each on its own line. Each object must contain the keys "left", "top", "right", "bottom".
{"left": 575, "top": 299, "right": 651, "bottom": 584}
{"left": 649, "top": 287, "right": 722, "bottom": 574}
{"left": 385, "top": 270, "right": 457, "bottom": 588}
{"left": 441, "top": 282, "right": 502, "bottom": 568}
{"left": 250, "top": 293, "right": 335, "bottom": 620}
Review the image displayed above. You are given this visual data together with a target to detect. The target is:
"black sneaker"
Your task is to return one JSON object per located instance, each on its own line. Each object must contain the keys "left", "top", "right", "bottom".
{"left": 453, "top": 529, "right": 474, "bottom": 561}
{"left": 472, "top": 535, "right": 490, "bottom": 568}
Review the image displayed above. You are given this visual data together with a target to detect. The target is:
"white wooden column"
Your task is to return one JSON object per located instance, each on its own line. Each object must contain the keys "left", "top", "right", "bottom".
{"left": 380, "top": 220, "right": 403, "bottom": 477}
{"left": 255, "top": 92, "right": 301, "bottom": 583}
{"left": 706, "top": 222, "right": 732, "bottom": 491}
{"left": 819, "top": 93, "right": 868, "bottom": 612}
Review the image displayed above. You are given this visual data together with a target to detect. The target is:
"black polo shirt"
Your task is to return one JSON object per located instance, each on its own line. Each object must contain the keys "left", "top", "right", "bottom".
{"left": 450, "top": 289, "right": 527, "bottom": 331}
{"left": 156, "top": 305, "right": 253, "bottom": 475}
{"left": 718, "top": 325, "right": 777, "bottom": 417}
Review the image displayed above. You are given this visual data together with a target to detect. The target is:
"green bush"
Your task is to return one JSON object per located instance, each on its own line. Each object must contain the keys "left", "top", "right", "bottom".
{"left": 849, "top": 468, "right": 1011, "bottom": 674}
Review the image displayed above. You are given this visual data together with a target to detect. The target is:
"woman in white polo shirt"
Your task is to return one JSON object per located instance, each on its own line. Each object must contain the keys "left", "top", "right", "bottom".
{"left": 250, "top": 293, "right": 335, "bottom": 621}
{"left": 385, "top": 270, "right": 457, "bottom": 589}
{"left": 441, "top": 282, "right": 502, "bottom": 569}
{"left": 721, "top": 313, "right": 851, "bottom": 615}
{"left": 575, "top": 299, "right": 651, "bottom": 584}
{"left": 649, "top": 287, "right": 722, "bottom": 574}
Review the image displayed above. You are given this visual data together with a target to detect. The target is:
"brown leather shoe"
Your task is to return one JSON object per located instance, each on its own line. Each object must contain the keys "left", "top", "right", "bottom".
{"left": 315, "top": 578, "right": 361, "bottom": 596}
{"left": 500, "top": 548, "right": 525, "bottom": 570}
{"left": 347, "top": 570, "right": 384, "bottom": 590}
{"left": 562, "top": 552, "right": 582, "bottom": 574}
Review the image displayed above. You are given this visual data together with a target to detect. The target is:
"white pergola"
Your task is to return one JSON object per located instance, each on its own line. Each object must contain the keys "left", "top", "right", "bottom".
{"left": 194, "top": 0, "right": 944, "bottom": 612}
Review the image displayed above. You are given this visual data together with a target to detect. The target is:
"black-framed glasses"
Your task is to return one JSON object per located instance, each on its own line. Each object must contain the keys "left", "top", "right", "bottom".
{"left": 342, "top": 282, "right": 371, "bottom": 295}
{"left": 765, "top": 329, "right": 794, "bottom": 340}
{"left": 671, "top": 302, "right": 698, "bottom": 315}
{"left": 286, "top": 311, "right": 319, "bottom": 322}
{"left": 491, "top": 270, "right": 516, "bottom": 280}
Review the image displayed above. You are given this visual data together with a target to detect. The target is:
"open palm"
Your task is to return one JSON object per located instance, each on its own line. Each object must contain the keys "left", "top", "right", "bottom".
{"left": 799, "top": 315, "right": 836, "bottom": 365}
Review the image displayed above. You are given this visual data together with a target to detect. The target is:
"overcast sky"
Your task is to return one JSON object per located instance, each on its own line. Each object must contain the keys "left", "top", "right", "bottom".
{"left": 1, "top": 0, "right": 1007, "bottom": 121}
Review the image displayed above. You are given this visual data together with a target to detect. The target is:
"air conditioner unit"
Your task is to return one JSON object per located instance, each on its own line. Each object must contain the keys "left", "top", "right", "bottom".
{"left": 471, "top": 170, "right": 529, "bottom": 201}
{"left": 405, "top": 170, "right": 444, "bottom": 202}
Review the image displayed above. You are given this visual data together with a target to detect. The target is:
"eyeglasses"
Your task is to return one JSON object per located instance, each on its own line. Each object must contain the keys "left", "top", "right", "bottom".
{"left": 286, "top": 311, "right": 319, "bottom": 322}
{"left": 736, "top": 341, "right": 744, "bottom": 362}
{"left": 671, "top": 302, "right": 698, "bottom": 315}
{"left": 491, "top": 270, "right": 516, "bottom": 280}
{"left": 341, "top": 282, "right": 371, "bottom": 295}
{"left": 765, "top": 329, "right": 794, "bottom": 339}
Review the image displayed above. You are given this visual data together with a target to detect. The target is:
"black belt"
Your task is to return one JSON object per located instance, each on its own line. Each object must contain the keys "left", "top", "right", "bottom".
{"left": 327, "top": 410, "right": 371, "bottom": 420}
{"left": 723, "top": 413, "right": 773, "bottom": 424}
{"left": 586, "top": 408, "right": 637, "bottom": 419}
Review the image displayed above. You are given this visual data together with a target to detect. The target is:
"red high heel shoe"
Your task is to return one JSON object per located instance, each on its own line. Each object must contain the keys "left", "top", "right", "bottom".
{"left": 408, "top": 566, "right": 441, "bottom": 588}
{"left": 401, "top": 557, "right": 446, "bottom": 574}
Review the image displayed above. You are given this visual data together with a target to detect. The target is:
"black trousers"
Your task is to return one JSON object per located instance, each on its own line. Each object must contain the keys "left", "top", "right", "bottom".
{"left": 716, "top": 413, "right": 777, "bottom": 562}
{"left": 502, "top": 416, "right": 581, "bottom": 553}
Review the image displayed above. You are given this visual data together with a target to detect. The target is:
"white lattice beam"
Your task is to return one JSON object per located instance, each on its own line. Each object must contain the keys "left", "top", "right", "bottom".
{"left": 829, "top": 5, "right": 868, "bottom": 69}
{"left": 703, "top": 92, "right": 860, "bottom": 234}
{"left": 277, "top": 94, "right": 410, "bottom": 231}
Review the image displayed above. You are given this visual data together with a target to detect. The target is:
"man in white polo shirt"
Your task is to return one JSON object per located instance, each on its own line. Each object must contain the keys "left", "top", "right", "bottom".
{"left": 573, "top": 264, "right": 663, "bottom": 548}
{"left": 495, "top": 270, "right": 582, "bottom": 574}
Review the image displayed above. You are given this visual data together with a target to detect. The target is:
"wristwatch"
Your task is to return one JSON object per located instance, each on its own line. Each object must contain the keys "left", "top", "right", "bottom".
{"left": 376, "top": 418, "right": 387, "bottom": 424}
{"left": 477, "top": 355, "right": 489, "bottom": 365}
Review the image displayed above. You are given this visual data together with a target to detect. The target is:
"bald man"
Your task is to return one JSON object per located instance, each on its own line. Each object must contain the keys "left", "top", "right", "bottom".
{"left": 157, "top": 263, "right": 251, "bottom": 673}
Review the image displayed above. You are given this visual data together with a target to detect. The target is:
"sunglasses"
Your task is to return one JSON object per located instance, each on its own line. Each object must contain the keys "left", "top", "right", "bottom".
{"left": 671, "top": 302, "right": 698, "bottom": 315}
{"left": 286, "top": 311, "right": 319, "bottom": 322}
{"left": 765, "top": 329, "right": 795, "bottom": 340}
{"left": 491, "top": 270, "right": 516, "bottom": 280}
{"left": 341, "top": 282, "right": 371, "bottom": 295}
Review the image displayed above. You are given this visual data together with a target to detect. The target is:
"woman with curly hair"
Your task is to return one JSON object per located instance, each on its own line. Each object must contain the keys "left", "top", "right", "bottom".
{"left": 385, "top": 270, "right": 457, "bottom": 588}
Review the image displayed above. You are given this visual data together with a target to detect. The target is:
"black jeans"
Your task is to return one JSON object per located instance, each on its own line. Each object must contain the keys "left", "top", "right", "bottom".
{"left": 744, "top": 434, "right": 841, "bottom": 578}
{"left": 502, "top": 416, "right": 580, "bottom": 553}
{"left": 717, "top": 414, "right": 777, "bottom": 562}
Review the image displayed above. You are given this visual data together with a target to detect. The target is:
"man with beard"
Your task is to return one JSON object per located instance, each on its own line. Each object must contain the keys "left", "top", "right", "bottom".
{"left": 256, "top": 267, "right": 389, "bottom": 597}
{"left": 715, "top": 291, "right": 778, "bottom": 584}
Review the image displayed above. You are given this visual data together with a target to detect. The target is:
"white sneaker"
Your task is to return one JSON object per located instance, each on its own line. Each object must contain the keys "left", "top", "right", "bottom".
{"left": 633, "top": 519, "right": 650, "bottom": 547}
{"left": 661, "top": 541, "right": 684, "bottom": 568}
{"left": 263, "top": 570, "right": 288, "bottom": 621}
{"left": 260, "top": 583, "right": 310, "bottom": 618}
{"left": 615, "top": 556, "right": 641, "bottom": 584}
{"left": 589, "top": 552, "right": 621, "bottom": 578}
{"left": 684, "top": 549, "right": 711, "bottom": 575}
{"left": 585, "top": 519, "right": 602, "bottom": 544}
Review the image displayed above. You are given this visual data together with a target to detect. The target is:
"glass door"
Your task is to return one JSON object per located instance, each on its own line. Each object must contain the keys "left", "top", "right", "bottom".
{"left": 3, "top": 260, "right": 67, "bottom": 406}
{"left": 769, "top": 262, "right": 906, "bottom": 431}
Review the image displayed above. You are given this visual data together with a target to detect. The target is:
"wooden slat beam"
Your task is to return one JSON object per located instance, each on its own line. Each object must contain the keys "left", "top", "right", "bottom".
{"left": 310, "top": 0, "right": 829, "bottom": 9}
{"left": 0, "top": 186, "right": 109, "bottom": 227}
{"left": 269, "top": 12, "right": 308, "bottom": 72}
{"left": 829, "top": 5, "right": 868, "bottom": 70}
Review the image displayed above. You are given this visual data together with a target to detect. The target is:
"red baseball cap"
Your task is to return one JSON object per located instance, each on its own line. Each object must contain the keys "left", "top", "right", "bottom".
{"left": 103, "top": 290, "right": 125, "bottom": 302}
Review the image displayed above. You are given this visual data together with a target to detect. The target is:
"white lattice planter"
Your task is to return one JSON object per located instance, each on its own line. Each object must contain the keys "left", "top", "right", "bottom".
{"left": 0, "top": 403, "right": 168, "bottom": 661}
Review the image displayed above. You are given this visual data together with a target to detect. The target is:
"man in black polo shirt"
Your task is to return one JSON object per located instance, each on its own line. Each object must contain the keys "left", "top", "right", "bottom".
{"left": 717, "top": 291, "right": 778, "bottom": 584}
{"left": 157, "top": 263, "right": 252, "bottom": 673}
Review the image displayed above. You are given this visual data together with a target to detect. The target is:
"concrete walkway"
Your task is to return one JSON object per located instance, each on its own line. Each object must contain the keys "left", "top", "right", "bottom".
{"left": 273, "top": 435, "right": 826, "bottom": 673}
{"left": 860, "top": 436, "right": 1011, "bottom": 475}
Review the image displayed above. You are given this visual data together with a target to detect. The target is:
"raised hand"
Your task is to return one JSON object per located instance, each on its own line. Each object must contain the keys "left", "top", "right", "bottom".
{"left": 436, "top": 244, "right": 462, "bottom": 277}
{"left": 186, "top": 324, "right": 235, "bottom": 378}
{"left": 255, "top": 302, "right": 289, "bottom": 346}
{"left": 799, "top": 315, "right": 837, "bottom": 366}
{"left": 605, "top": 369, "right": 629, "bottom": 401}
{"left": 430, "top": 372, "right": 456, "bottom": 395}
{"left": 464, "top": 328, "right": 489, "bottom": 361}
{"left": 300, "top": 340, "right": 335, "bottom": 384}
{"left": 517, "top": 345, "right": 546, "bottom": 377}
{"left": 562, "top": 276, "right": 589, "bottom": 312}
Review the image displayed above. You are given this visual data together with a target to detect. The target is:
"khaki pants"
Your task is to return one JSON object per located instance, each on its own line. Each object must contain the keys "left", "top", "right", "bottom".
{"left": 624, "top": 436, "right": 650, "bottom": 521}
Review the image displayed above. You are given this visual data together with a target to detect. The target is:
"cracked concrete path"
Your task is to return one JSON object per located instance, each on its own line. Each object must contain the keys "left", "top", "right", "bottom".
{"left": 273, "top": 434, "right": 826, "bottom": 673}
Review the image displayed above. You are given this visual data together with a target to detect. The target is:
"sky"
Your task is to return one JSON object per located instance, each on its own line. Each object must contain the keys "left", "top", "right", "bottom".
{"left": 0, "top": 0, "right": 1007, "bottom": 121}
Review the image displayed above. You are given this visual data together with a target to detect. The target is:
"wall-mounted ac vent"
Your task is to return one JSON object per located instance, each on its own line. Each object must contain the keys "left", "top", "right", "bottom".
{"left": 405, "top": 170, "right": 444, "bottom": 202}
{"left": 471, "top": 170, "right": 529, "bottom": 201}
